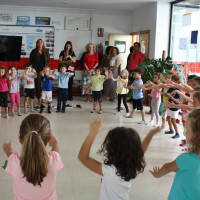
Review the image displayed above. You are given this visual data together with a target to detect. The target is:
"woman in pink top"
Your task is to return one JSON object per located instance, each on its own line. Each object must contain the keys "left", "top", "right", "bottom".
{"left": 146, "top": 73, "right": 163, "bottom": 127}
{"left": 3, "top": 114, "right": 63, "bottom": 200}
{"left": 0, "top": 66, "right": 9, "bottom": 119}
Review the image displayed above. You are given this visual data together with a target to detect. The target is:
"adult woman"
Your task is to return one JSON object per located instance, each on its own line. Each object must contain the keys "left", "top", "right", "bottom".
{"left": 82, "top": 43, "right": 99, "bottom": 101}
{"left": 100, "top": 46, "right": 112, "bottom": 73}
{"left": 59, "top": 41, "right": 76, "bottom": 101}
{"left": 103, "top": 47, "right": 120, "bottom": 101}
{"left": 30, "top": 39, "right": 50, "bottom": 108}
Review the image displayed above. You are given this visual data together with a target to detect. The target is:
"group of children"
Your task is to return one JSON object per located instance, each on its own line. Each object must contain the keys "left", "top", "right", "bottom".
{"left": 0, "top": 63, "right": 74, "bottom": 118}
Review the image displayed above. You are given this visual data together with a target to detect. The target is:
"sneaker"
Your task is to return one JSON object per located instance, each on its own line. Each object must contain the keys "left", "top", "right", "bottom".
{"left": 24, "top": 111, "right": 28, "bottom": 114}
{"left": 146, "top": 120, "right": 153, "bottom": 126}
{"left": 35, "top": 105, "right": 40, "bottom": 110}
{"left": 171, "top": 133, "right": 180, "bottom": 139}
{"left": 91, "top": 110, "right": 96, "bottom": 113}
{"left": 126, "top": 115, "right": 133, "bottom": 118}
{"left": 18, "top": 112, "right": 22, "bottom": 116}
{"left": 66, "top": 104, "right": 72, "bottom": 108}
{"left": 98, "top": 111, "right": 102, "bottom": 114}
{"left": 152, "top": 123, "right": 159, "bottom": 127}
{"left": 115, "top": 111, "right": 121, "bottom": 115}
{"left": 138, "top": 120, "right": 146, "bottom": 124}
{"left": 62, "top": 110, "right": 66, "bottom": 113}
{"left": 6, "top": 114, "right": 9, "bottom": 119}
{"left": 11, "top": 112, "right": 15, "bottom": 117}
{"left": 56, "top": 110, "right": 60, "bottom": 113}
{"left": 165, "top": 130, "right": 174, "bottom": 134}
{"left": 125, "top": 113, "right": 130, "bottom": 117}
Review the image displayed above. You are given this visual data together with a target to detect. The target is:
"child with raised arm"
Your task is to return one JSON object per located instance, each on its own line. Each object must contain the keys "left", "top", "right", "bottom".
{"left": 110, "top": 69, "right": 130, "bottom": 116}
{"left": 39, "top": 66, "right": 55, "bottom": 114}
{"left": 53, "top": 63, "right": 74, "bottom": 113}
{"left": 8, "top": 65, "right": 26, "bottom": 117}
{"left": 86, "top": 67, "right": 108, "bottom": 114}
{"left": 3, "top": 114, "right": 63, "bottom": 200}
{"left": 24, "top": 63, "right": 37, "bottom": 114}
{"left": 78, "top": 115, "right": 161, "bottom": 200}
{"left": 126, "top": 68, "right": 146, "bottom": 124}
{"left": 150, "top": 109, "right": 200, "bottom": 200}
{"left": 0, "top": 66, "right": 9, "bottom": 119}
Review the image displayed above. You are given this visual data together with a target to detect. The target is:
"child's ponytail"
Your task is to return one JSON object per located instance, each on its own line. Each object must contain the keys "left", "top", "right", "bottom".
{"left": 19, "top": 114, "right": 51, "bottom": 186}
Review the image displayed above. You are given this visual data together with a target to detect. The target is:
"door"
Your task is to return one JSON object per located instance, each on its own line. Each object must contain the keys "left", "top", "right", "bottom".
{"left": 108, "top": 34, "right": 133, "bottom": 71}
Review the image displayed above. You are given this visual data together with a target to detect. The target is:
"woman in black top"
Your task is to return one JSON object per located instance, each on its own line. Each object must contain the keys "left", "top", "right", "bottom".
{"left": 59, "top": 41, "right": 76, "bottom": 100}
{"left": 30, "top": 39, "right": 50, "bottom": 107}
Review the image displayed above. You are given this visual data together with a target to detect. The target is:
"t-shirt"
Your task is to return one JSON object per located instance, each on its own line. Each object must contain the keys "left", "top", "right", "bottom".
{"left": 83, "top": 53, "right": 99, "bottom": 70}
{"left": 8, "top": 75, "right": 21, "bottom": 93}
{"left": 0, "top": 77, "right": 8, "bottom": 92}
{"left": 168, "top": 153, "right": 200, "bottom": 200}
{"left": 42, "top": 75, "right": 53, "bottom": 91}
{"left": 100, "top": 164, "right": 132, "bottom": 200}
{"left": 59, "top": 50, "right": 76, "bottom": 67}
{"left": 110, "top": 55, "right": 120, "bottom": 67}
{"left": 5, "top": 151, "right": 63, "bottom": 200}
{"left": 167, "top": 88, "right": 181, "bottom": 111}
{"left": 55, "top": 72, "right": 71, "bottom": 88}
{"left": 116, "top": 78, "right": 129, "bottom": 94}
{"left": 128, "top": 51, "right": 145, "bottom": 71}
{"left": 150, "top": 86, "right": 162, "bottom": 99}
{"left": 24, "top": 72, "right": 35, "bottom": 89}
{"left": 131, "top": 79, "right": 143, "bottom": 99}
{"left": 163, "top": 87, "right": 169, "bottom": 102}
{"left": 90, "top": 75, "right": 105, "bottom": 91}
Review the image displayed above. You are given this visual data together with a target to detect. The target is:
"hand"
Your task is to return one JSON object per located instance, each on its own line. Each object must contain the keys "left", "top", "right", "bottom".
{"left": 27, "top": 80, "right": 33, "bottom": 84}
{"left": 32, "top": 68, "right": 36, "bottom": 73}
{"left": 88, "top": 70, "right": 92, "bottom": 76}
{"left": 170, "top": 90, "right": 177, "bottom": 96}
{"left": 8, "top": 70, "right": 11, "bottom": 74}
{"left": 89, "top": 115, "right": 103, "bottom": 136}
{"left": 49, "top": 135, "right": 58, "bottom": 147}
{"left": 136, "top": 82, "right": 141, "bottom": 87}
{"left": 85, "top": 90, "right": 88, "bottom": 94}
{"left": 109, "top": 73, "right": 113, "bottom": 79}
{"left": 105, "top": 69, "right": 109, "bottom": 76}
{"left": 53, "top": 69, "right": 58, "bottom": 75}
{"left": 149, "top": 166, "right": 160, "bottom": 178}
{"left": 3, "top": 141, "right": 13, "bottom": 156}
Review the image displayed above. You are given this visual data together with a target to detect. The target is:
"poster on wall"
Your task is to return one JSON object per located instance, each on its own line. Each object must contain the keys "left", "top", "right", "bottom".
{"left": 114, "top": 41, "right": 126, "bottom": 53}
{"left": 179, "top": 38, "right": 187, "bottom": 50}
{"left": 0, "top": 26, "right": 54, "bottom": 58}
{"left": 0, "top": 13, "right": 13, "bottom": 22}
{"left": 182, "top": 13, "right": 191, "bottom": 26}
{"left": 17, "top": 16, "right": 30, "bottom": 26}
{"left": 191, "top": 30, "right": 198, "bottom": 44}
{"left": 35, "top": 17, "right": 51, "bottom": 25}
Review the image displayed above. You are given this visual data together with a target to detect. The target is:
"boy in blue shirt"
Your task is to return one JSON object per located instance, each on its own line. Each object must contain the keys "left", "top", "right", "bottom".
{"left": 53, "top": 64, "right": 74, "bottom": 113}
{"left": 39, "top": 66, "right": 55, "bottom": 114}
{"left": 126, "top": 68, "right": 146, "bottom": 124}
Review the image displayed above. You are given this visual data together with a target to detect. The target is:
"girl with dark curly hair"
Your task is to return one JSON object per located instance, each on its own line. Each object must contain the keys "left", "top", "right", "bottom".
{"left": 78, "top": 116, "right": 160, "bottom": 200}
{"left": 150, "top": 109, "right": 200, "bottom": 200}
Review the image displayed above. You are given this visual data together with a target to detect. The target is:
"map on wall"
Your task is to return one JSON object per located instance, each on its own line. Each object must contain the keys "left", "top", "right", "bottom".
{"left": 0, "top": 25, "right": 54, "bottom": 58}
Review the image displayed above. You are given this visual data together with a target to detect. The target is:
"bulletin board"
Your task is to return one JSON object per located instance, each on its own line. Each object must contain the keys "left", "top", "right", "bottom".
{"left": 54, "top": 30, "right": 91, "bottom": 60}
{"left": 0, "top": 25, "right": 54, "bottom": 58}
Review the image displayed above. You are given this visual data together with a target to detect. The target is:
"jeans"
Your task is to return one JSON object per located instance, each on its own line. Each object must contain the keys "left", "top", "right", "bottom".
{"left": 57, "top": 88, "right": 68, "bottom": 111}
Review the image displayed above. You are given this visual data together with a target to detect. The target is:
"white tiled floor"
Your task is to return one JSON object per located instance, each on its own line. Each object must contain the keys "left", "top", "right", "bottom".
{"left": 0, "top": 97, "right": 184, "bottom": 200}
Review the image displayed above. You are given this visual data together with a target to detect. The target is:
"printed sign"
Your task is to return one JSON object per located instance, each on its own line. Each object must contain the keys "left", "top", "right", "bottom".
{"left": 35, "top": 17, "right": 51, "bottom": 25}
{"left": 17, "top": 16, "right": 30, "bottom": 26}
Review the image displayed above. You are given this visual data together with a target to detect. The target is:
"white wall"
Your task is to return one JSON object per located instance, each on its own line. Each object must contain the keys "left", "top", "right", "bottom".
{"left": 131, "top": 2, "right": 157, "bottom": 59}
{"left": 154, "top": 2, "right": 170, "bottom": 59}
{"left": 131, "top": 2, "right": 171, "bottom": 59}
{"left": 0, "top": 6, "right": 132, "bottom": 58}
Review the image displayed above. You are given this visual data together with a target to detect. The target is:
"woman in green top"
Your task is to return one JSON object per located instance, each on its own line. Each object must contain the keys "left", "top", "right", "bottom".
{"left": 59, "top": 41, "right": 76, "bottom": 100}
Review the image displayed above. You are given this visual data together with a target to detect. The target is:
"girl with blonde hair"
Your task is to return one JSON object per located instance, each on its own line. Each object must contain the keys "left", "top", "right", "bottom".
{"left": 3, "top": 114, "right": 63, "bottom": 200}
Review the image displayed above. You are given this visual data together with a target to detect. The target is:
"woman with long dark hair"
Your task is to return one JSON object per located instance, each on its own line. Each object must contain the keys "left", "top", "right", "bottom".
{"left": 30, "top": 39, "right": 50, "bottom": 108}
{"left": 59, "top": 41, "right": 76, "bottom": 101}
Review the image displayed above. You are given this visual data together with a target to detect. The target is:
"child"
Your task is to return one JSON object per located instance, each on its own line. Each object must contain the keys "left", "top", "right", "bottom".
{"left": 161, "top": 72, "right": 174, "bottom": 129}
{"left": 126, "top": 68, "right": 146, "bottom": 124}
{"left": 39, "top": 66, "right": 55, "bottom": 114}
{"left": 0, "top": 66, "right": 9, "bottom": 119}
{"left": 24, "top": 63, "right": 37, "bottom": 114}
{"left": 145, "top": 73, "right": 163, "bottom": 127}
{"left": 8, "top": 65, "right": 26, "bottom": 117}
{"left": 150, "top": 109, "right": 200, "bottom": 200}
{"left": 110, "top": 69, "right": 130, "bottom": 116}
{"left": 3, "top": 114, "right": 63, "bottom": 200}
{"left": 86, "top": 67, "right": 108, "bottom": 114}
{"left": 165, "top": 75, "right": 181, "bottom": 139}
{"left": 53, "top": 63, "right": 74, "bottom": 113}
{"left": 78, "top": 115, "right": 161, "bottom": 200}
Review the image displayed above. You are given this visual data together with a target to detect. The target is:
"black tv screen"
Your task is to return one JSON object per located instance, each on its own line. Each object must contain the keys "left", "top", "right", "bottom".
{"left": 0, "top": 35, "right": 22, "bottom": 61}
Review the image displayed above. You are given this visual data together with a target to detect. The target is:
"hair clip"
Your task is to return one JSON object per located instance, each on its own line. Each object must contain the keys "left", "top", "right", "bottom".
{"left": 32, "top": 131, "right": 38, "bottom": 134}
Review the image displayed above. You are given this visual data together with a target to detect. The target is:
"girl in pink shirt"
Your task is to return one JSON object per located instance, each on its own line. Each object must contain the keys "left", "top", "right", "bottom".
{"left": 146, "top": 73, "right": 163, "bottom": 127}
{"left": 3, "top": 114, "right": 63, "bottom": 200}
{"left": 0, "top": 66, "right": 9, "bottom": 119}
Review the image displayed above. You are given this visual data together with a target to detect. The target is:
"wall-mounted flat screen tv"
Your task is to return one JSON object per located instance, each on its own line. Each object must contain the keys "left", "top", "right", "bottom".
{"left": 0, "top": 35, "right": 22, "bottom": 61}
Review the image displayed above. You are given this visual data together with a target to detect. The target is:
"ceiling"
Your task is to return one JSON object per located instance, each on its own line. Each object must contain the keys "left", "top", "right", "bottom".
{"left": 0, "top": 0, "right": 173, "bottom": 11}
